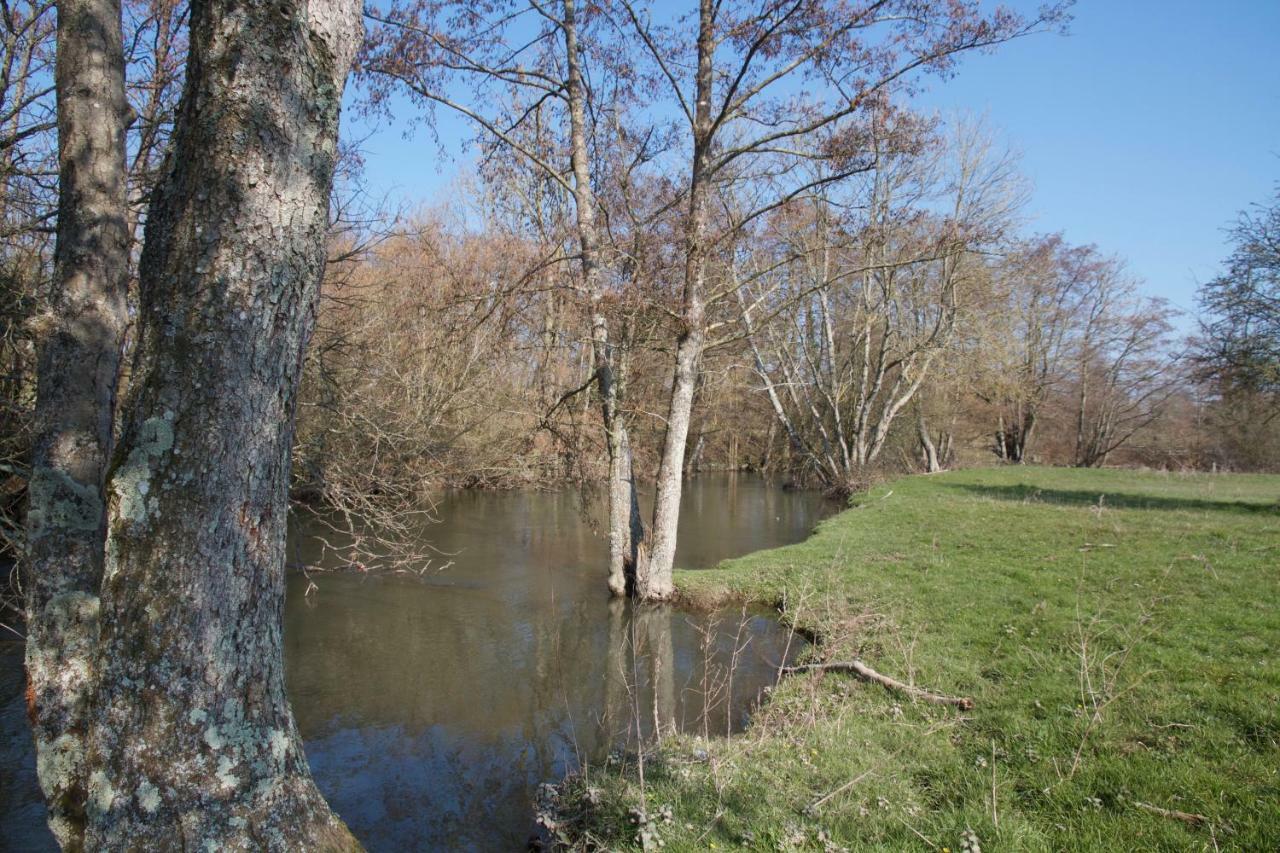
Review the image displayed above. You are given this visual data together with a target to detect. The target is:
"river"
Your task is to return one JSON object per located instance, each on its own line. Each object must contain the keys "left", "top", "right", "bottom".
{"left": 1, "top": 474, "right": 830, "bottom": 851}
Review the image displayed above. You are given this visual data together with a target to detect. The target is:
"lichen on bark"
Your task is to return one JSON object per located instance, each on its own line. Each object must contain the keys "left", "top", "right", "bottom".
{"left": 24, "top": 0, "right": 365, "bottom": 847}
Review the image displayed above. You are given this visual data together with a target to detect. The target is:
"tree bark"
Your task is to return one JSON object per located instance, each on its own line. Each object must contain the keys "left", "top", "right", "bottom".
{"left": 637, "top": 0, "right": 713, "bottom": 601}
{"left": 24, "top": 0, "right": 130, "bottom": 843}
{"left": 80, "top": 0, "right": 363, "bottom": 846}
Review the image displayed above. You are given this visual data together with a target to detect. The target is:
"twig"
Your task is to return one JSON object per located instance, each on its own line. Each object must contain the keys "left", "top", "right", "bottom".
{"left": 808, "top": 766, "right": 876, "bottom": 812}
{"left": 852, "top": 489, "right": 893, "bottom": 509}
{"left": 783, "top": 659, "right": 974, "bottom": 710}
{"left": 990, "top": 738, "right": 998, "bottom": 828}
{"left": 1133, "top": 800, "right": 1207, "bottom": 827}
{"left": 893, "top": 813, "right": 938, "bottom": 849}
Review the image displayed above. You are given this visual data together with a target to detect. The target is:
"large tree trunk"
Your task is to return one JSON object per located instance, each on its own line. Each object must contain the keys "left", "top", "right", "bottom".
{"left": 80, "top": 0, "right": 363, "bottom": 846}
{"left": 24, "top": 0, "right": 130, "bottom": 843}
{"left": 636, "top": 0, "right": 713, "bottom": 601}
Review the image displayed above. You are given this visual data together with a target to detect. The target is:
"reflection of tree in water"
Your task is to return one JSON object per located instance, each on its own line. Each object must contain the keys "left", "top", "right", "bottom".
{"left": 635, "top": 604, "right": 678, "bottom": 739}
{"left": 603, "top": 603, "right": 772, "bottom": 748}
{"left": 282, "top": 571, "right": 796, "bottom": 850}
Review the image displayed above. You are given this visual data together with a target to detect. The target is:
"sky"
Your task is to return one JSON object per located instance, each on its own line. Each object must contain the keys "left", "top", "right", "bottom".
{"left": 343, "top": 0, "right": 1280, "bottom": 328}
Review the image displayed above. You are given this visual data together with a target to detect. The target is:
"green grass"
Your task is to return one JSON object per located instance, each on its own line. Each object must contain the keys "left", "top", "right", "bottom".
{"left": 553, "top": 467, "right": 1280, "bottom": 851}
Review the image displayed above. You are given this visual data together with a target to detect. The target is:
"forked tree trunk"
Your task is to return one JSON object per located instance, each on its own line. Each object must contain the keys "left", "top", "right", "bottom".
{"left": 917, "top": 410, "right": 941, "bottom": 473}
{"left": 80, "top": 0, "right": 363, "bottom": 846}
{"left": 24, "top": 0, "right": 130, "bottom": 843}
{"left": 636, "top": 0, "right": 713, "bottom": 602}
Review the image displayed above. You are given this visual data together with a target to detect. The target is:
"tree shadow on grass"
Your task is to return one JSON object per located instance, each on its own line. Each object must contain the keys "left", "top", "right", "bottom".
{"left": 945, "top": 482, "right": 1279, "bottom": 516}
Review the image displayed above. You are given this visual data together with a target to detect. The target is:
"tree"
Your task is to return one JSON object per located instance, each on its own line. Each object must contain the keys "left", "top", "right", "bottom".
{"left": 1069, "top": 265, "right": 1177, "bottom": 468}
{"left": 977, "top": 234, "right": 1090, "bottom": 463}
{"left": 1195, "top": 184, "right": 1280, "bottom": 407}
{"left": 363, "top": 0, "right": 648, "bottom": 597}
{"left": 1, "top": 0, "right": 189, "bottom": 567}
{"left": 23, "top": 0, "right": 130, "bottom": 843}
{"left": 1, "top": 0, "right": 58, "bottom": 563}
{"left": 735, "top": 114, "right": 1021, "bottom": 492}
{"left": 26, "top": 0, "right": 366, "bottom": 845}
{"left": 614, "top": 0, "right": 1066, "bottom": 598}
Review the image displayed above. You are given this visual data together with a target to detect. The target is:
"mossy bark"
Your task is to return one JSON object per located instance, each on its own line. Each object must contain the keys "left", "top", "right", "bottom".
{"left": 77, "top": 0, "right": 364, "bottom": 846}
{"left": 24, "top": 0, "right": 129, "bottom": 844}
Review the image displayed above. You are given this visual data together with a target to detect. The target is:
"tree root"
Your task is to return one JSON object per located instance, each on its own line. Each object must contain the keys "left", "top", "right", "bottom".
{"left": 783, "top": 660, "right": 975, "bottom": 710}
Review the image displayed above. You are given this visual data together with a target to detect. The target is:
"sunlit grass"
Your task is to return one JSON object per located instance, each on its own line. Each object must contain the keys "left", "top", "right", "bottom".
{"left": 553, "top": 467, "right": 1280, "bottom": 851}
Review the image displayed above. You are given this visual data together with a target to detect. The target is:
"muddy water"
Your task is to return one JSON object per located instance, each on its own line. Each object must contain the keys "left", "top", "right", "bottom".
{"left": 1, "top": 474, "right": 830, "bottom": 851}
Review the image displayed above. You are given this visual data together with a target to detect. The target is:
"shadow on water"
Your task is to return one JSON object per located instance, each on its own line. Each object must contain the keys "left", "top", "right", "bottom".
{"left": 945, "top": 482, "right": 1278, "bottom": 515}
{"left": 1, "top": 474, "right": 828, "bottom": 852}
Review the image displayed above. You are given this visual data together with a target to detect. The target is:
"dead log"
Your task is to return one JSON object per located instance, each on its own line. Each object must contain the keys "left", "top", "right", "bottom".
{"left": 784, "top": 660, "right": 975, "bottom": 710}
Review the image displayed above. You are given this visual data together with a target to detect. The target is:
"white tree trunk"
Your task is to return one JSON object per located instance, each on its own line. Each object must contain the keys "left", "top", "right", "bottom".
{"left": 636, "top": 0, "right": 713, "bottom": 601}
{"left": 563, "top": 0, "right": 641, "bottom": 596}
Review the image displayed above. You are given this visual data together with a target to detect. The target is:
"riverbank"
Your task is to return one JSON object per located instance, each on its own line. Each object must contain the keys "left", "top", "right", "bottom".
{"left": 547, "top": 467, "right": 1280, "bottom": 850}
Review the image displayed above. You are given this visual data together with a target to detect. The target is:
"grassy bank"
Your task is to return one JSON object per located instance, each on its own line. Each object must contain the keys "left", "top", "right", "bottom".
{"left": 550, "top": 467, "right": 1279, "bottom": 851}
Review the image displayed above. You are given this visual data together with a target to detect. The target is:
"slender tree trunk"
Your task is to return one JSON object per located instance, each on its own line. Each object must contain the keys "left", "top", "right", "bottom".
{"left": 1017, "top": 409, "right": 1036, "bottom": 463}
{"left": 637, "top": 0, "right": 713, "bottom": 601}
{"left": 641, "top": 317, "right": 703, "bottom": 599}
{"left": 1074, "top": 371, "right": 1089, "bottom": 467}
{"left": 80, "top": 0, "right": 363, "bottom": 846}
{"left": 563, "top": 0, "right": 640, "bottom": 596}
{"left": 24, "top": 0, "right": 130, "bottom": 844}
{"left": 917, "top": 410, "right": 941, "bottom": 473}
{"left": 994, "top": 414, "right": 1008, "bottom": 461}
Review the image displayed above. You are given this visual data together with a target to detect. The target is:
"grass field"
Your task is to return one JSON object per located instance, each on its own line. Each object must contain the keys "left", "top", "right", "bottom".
{"left": 552, "top": 467, "right": 1280, "bottom": 851}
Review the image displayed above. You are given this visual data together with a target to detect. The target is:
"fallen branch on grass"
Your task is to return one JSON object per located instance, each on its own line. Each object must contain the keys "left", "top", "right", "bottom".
{"left": 1133, "top": 800, "right": 1207, "bottom": 827}
{"left": 783, "top": 660, "right": 975, "bottom": 710}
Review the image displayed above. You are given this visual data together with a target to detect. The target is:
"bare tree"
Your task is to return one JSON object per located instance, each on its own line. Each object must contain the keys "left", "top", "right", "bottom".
{"left": 363, "top": 0, "right": 648, "bottom": 596}
{"left": 613, "top": 0, "right": 1065, "bottom": 597}
{"left": 1193, "top": 184, "right": 1279, "bottom": 417}
{"left": 295, "top": 208, "right": 570, "bottom": 570}
{"left": 1070, "top": 266, "right": 1178, "bottom": 467}
{"left": 733, "top": 114, "right": 1022, "bottom": 493}
{"left": 978, "top": 234, "right": 1090, "bottom": 463}
{"left": 0, "top": 0, "right": 57, "bottom": 563}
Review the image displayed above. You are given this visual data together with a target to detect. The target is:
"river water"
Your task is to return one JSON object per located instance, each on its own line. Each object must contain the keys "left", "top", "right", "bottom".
{"left": 1, "top": 474, "right": 830, "bottom": 851}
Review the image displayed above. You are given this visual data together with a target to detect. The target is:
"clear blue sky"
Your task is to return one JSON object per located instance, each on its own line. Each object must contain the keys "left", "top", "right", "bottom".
{"left": 344, "top": 0, "right": 1280, "bottom": 327}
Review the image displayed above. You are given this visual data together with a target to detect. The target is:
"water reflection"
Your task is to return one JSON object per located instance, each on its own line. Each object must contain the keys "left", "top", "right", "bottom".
{"left": 288, "top": 575, "right": 796, "bottom": 850}
{"left": 1, "top": 475, "right": 828, "bottom": 852}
